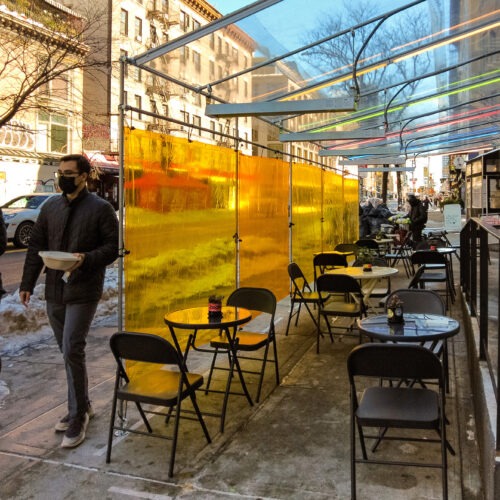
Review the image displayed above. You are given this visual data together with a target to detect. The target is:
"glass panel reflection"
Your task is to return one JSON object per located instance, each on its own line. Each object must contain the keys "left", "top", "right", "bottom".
{"left": 238, "top": 155, "right": 289, "bottom": 300}
{"left": 124, "top": 128, "right": 237, "bottom": 338}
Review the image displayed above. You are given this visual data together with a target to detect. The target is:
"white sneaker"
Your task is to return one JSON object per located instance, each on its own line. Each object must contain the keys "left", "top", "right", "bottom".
{"left": 55, "top": 404, "right": 94, "bottom": 432}
{"left": 60, "top": 413, "right": 89, "bottom": 448}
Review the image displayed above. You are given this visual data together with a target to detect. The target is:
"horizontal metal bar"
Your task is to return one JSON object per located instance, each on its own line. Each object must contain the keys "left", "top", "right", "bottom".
{"left": 133, "top": 0, "right": 282, "bottom": 66}
{"left": 340, "top": 156, "right": 405, "bottom": 165}
{"left": 280, "top": 130, "right": 385, "bottom": 141}
{"left": 320, "top": 147, "right": 400, "bottom": 156}
{"left": 358, "top": 167, "right": 414, "bottom": 172}
{"left": 206, "top": 98, "right": 356, "bottom": 117}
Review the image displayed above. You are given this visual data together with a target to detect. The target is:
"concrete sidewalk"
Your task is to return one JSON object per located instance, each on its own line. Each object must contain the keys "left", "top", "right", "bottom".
{"left": 0, "top": 210, "right": 483, "bottom": 499}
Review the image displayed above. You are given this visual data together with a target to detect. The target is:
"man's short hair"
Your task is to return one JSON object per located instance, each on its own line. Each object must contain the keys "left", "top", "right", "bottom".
{"left": 61, "top": 154, "right": 91, "bottom": 175}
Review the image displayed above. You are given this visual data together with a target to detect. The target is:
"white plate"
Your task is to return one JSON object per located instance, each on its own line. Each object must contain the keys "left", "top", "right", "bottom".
{"left": 39, "top": 251, "right": 79, "bottom": 271}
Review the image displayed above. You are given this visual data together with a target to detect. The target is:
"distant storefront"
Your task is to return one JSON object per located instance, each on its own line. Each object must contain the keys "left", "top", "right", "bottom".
{"left": 85, "top": 151, "right": 119, "bottom": 209}
{"left": 465, "top": 149, "right": 500, "bottom": 219}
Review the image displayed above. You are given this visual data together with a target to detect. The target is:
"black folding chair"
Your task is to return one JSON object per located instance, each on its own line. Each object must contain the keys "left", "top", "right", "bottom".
{"left": 316, "top": 274, "right": 367, "bottom": 353}
{"left": 410, "top": 250, "right": 455, "bottom": 310}
{"left": 206, "top": 287, "right": 279, "bottom": 419}
{"left": 107, "top": 332, "right": 211, "bottom": 478}
{"left": 286, "top": 262, "right": 321, "bottom": 335}
{"left": 347, "top": 343, "right": 449, "bottom": 500}
{"left": 313, "top": 252, "right": 349, "bottom": 290}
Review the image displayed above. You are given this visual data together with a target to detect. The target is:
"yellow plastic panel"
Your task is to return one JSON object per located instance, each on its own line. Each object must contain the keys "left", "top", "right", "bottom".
{"left": 291, "top": 162, "right": 323, "bottom": 284}
{"left": 124, "top": 128, "right": 237, "bottom": 343}
{"left": 322, "top": 169, "right": 345, "bottom": 249}
{"left": 238, "top": 154, "right": 289, "bottom": 301}
{"left": 342, "top": 177, "right": 360, "bottom": 243}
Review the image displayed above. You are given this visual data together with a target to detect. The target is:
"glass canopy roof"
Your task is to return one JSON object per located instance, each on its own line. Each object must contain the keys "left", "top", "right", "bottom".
{"left": 132, "top": 0, "right": 499, "bottom": 161}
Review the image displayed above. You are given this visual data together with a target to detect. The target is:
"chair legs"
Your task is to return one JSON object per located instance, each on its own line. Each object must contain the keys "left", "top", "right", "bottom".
{"left": 285, "top": 299, "right": 318, "bottom": 336}
{"left": 205, "top": 339, "right": 279, "bottom": 431}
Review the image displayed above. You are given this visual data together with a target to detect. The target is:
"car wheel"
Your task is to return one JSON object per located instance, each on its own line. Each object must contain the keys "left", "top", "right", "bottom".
{"left": 13, "top": 221, "right": 34, "bottom": 248}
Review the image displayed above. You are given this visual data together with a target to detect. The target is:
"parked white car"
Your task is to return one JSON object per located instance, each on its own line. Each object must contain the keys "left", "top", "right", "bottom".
{"left": 2, "top": 193, "right": 59, "bottom": 248}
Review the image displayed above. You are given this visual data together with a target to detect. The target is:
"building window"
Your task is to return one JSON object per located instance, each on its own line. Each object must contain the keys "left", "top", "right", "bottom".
{"left": 134, "top": 17, "right": 143, "bottom": 42}
{"left": 210, "top": 33, "right": 215, "bottom": 49}
{"left": 180, "top": 46, "right": 190, "bottom": 62}
{"left": 38, "top": 112, "right": 69, "bottom": 153}
{"left": 210, "top": 121, "right": 216, "bottom": 140}
{"left": 134, "top": 95, "right": 142, "bottom": 120}
{"left": 209, "top": 60, "right": 215, "bottom": 78}
{"left": 150, "top": 26, "right": 158, "bottom": 46}
{"left": 193, "top": 50, "right": 201, "bottom": 72}
{"left": 244, "top": 80, "right": 248, "bottom": 98}
{"left": 180, "top": 110, "right": 189, "bottom": 124}
{"left": 133, "top": 67, "right": 141, "bottom": 82}
{"left": 161, "top": 0, "right": 168, "bottom": 12}
{"left": 162, "top": 104, "right": 169, "bottom": 117}
{"left": 193, "top": 19, "right": 201, "bottom": 30}
{"left": 150, "top": 100, "right": 158, "bottom": 113}
{"left": 120, "top": 9, "right": 128, "bottom": 36}
{"left": 192, "top": 115, "right": 201, "bottom": 129}
{"left": 232, "top": 47, "right": 238, "bottom": 63}
{"left": 180, "top": 11, "right": 189, "bottom": 32}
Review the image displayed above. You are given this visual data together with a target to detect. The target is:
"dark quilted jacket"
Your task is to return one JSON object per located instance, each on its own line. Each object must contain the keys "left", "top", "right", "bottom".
{"left": 20, "top": 189, "right": 119, "bottom": 304}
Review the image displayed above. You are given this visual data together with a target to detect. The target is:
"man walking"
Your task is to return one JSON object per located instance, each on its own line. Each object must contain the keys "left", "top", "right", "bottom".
{"left": 406, "top": 193, "right": 427, "bottom": 245}
{"left": 20, "top": 154, "right": 119, "bottom": 448}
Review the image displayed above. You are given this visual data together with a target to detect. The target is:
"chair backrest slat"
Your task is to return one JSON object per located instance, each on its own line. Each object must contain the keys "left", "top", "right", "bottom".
{"left": 110, "top": 332, "right": 180, "bottom": 365}
{"left": 348, "top": 343, "right": 443, "bottom": 382}
{"left": 385, "top": 289, "right": 445, "bottom": 315}
{"left": 317, "top": 273, "right": 362, "bottom": 295}
{"left": 227, "top": 287, "right": 276, "bottom": 316}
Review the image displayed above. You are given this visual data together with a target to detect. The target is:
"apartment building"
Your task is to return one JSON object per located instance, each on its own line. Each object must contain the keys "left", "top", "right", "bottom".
{"left": 0, "top": 1, "right": 86, "bottom": 204}
{"left": 76, "top": 0, "right": 255, "bottom": 156}
{"left": 251, "top": 58, "right": 335, "bottom": 167}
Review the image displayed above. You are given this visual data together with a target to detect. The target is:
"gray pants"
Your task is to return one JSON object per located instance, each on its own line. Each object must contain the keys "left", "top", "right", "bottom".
{"left": 47, "top": 301, "right": 98, "bottom": 419}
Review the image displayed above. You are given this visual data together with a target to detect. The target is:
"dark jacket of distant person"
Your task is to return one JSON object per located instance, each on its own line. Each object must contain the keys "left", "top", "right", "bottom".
{"left": 407, "top": 195, "right": 427, "bottom": 232}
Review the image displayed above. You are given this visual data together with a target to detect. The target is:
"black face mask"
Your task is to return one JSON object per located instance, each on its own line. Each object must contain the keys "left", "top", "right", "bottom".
{"left": 58, "top": 175, "right": 79, "bottom": 194}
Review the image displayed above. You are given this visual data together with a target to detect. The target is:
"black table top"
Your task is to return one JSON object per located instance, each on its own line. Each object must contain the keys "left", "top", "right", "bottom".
{"left": 358, "top": 313, "right": 460, "bottom": 342}
{"left": 164, "top": 306, "right": 252, "bottom": 330}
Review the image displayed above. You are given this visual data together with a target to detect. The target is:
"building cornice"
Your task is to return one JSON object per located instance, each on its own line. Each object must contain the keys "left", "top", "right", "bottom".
{"left": 184, "top": 0, "right": 221, "bottom": 22}
{"left": 0, "top": 8, "right": 88, "bottom": 56}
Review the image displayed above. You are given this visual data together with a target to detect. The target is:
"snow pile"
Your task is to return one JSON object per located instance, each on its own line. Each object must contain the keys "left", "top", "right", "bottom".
{"left": 0, "top": 267, "right": 119, "bottom": 357}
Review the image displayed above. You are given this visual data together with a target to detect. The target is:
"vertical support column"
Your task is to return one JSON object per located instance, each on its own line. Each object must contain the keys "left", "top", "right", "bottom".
{"left": 288, "top": 146, "right": 293, "bottom": 265}
{"left": 117, "top": 57, "right": 126, "bottom": 332}
{"left": 234, "top": 119, "right": 240, "bottom": 287}
{"left": 478, "top": 227, "right": 488, "bottom": 360}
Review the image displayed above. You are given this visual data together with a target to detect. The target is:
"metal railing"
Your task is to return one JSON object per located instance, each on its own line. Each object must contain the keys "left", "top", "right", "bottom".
{"left": 460, "top": 217, "right": 500, "bottom": 449}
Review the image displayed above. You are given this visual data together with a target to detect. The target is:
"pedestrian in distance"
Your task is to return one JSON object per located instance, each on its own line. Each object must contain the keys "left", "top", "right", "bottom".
{"left": 406, "top": 193, "right": 427, "bottom": 246}
{"left": 19, "top": 154, "right": 119, "bottom": 449}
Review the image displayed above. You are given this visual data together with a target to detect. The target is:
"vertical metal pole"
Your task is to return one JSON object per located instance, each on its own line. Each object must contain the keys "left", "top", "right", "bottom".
{"left": 117, "top": 57, "right": 126, "bottom": 332}
{"left": 234, "top": 119, "right": 240, "bottom": 287}
{"left": 288, "top": 143, "right": 293, "bottom": 265}
{"left": 479, "top": 228, "right": 489, "bottom": 360}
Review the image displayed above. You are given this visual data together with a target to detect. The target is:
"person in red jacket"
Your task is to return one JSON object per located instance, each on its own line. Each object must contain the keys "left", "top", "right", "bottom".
{"left": 19, "top": 154, "right": 118, "bottom": 449}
